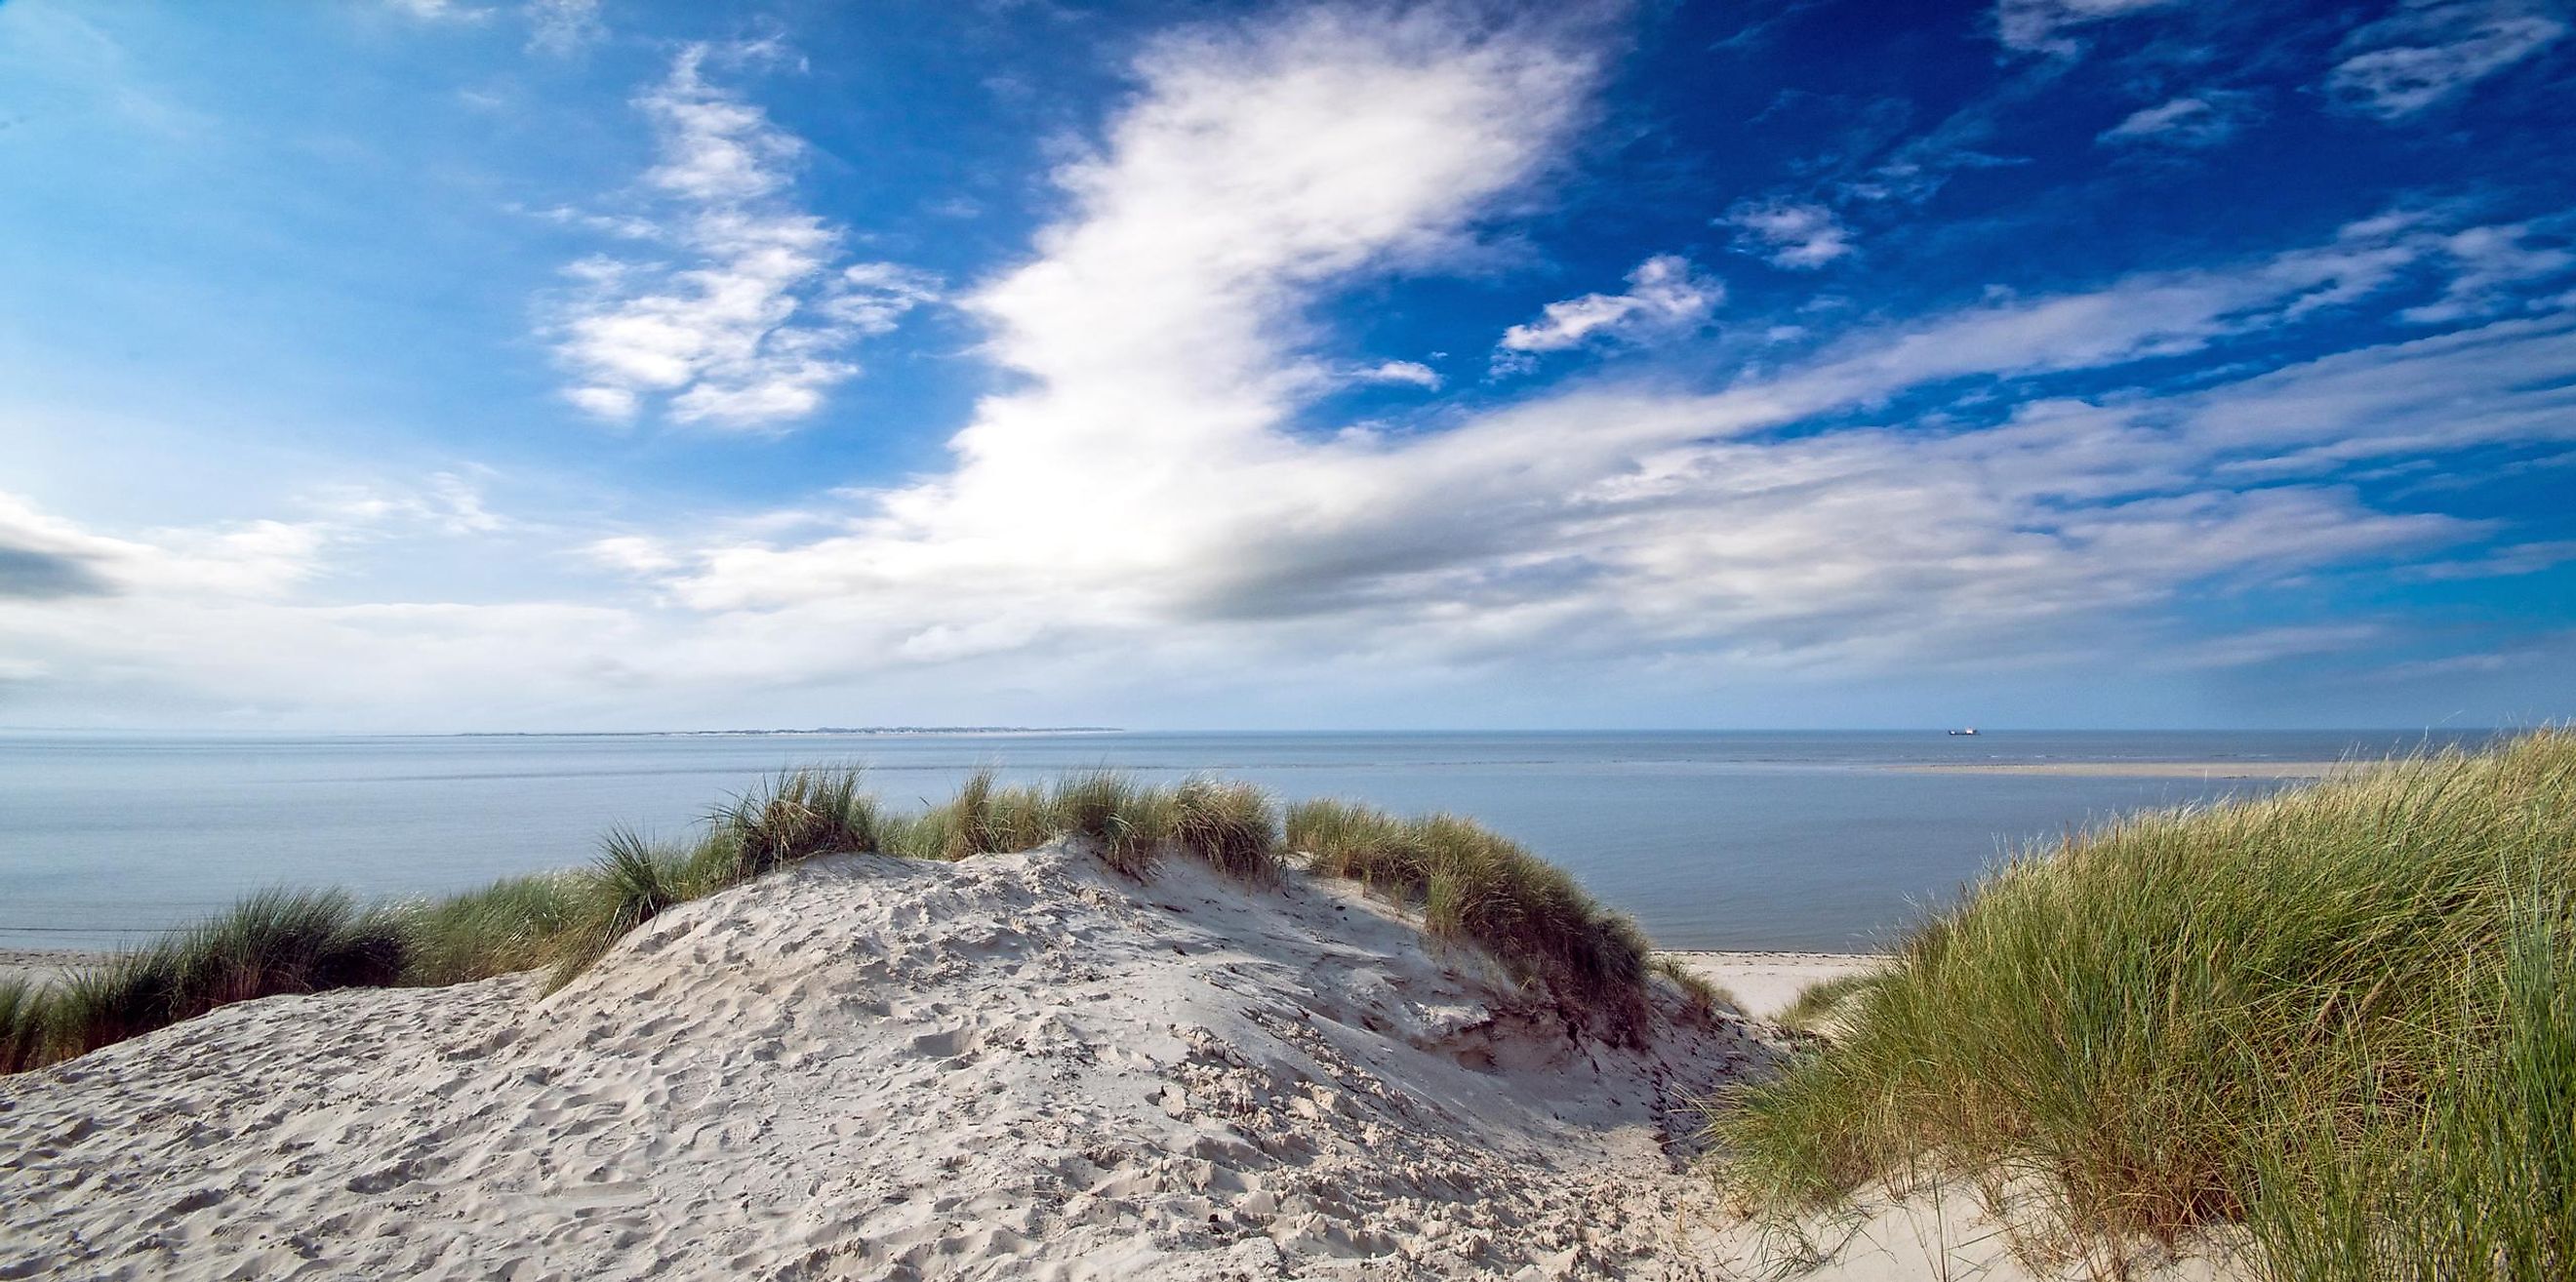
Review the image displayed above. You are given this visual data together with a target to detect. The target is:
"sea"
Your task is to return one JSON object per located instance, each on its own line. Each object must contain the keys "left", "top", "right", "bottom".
{"left": 0, "top": 730, "right": 2492, "bottom": 953}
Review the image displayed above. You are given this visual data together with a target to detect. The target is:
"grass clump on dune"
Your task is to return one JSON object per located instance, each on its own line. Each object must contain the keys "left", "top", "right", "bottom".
{"left": 1648, "top": 955, "right": 1736, "bottom": 1023}
{"left": 1288, "top": 798, "right": 1652, "bottom": 1041}
{"left": 886, "top": 769, "right": 1279, "bottom": 882}
{"left": 705, "top": 767, "right": 885, "bottom": 881}
{"left": 1712, "top": 731, "right": 2576, "bottom": 1279}
{"left": 1, "top": 978, "right": 45, "bottom": 1074}
{"left": 398, "top": 872, "right": 589, "bottom": 986}
{"left": 47, "top": 889, "right": 409, "bottom": 1061}
{"left": 1771, "top": 970, "right": 1875, "bottom": 1035}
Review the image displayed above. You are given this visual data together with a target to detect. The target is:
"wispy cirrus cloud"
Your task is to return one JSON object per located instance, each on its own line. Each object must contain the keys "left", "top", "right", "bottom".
{"left": 1494, "top": 255, "right": 1721, "bottom": 368}
{"left": 1994, "top": 0, "right": 2183, "bottom": 55}
{"left": 548, "top": 45, "right": 939, "bottom": 430}
{"left": 2327, "top": 0, "right": 2568, "bottom": 118}
{"left": 1721, "top": 198, "right": 1855, "bottom": 268}
{"left": 382, "top": 0, "right": 604, "bottom": 50}
{"left": 2098, "top": 93, "right": 2259, "bottom": 147}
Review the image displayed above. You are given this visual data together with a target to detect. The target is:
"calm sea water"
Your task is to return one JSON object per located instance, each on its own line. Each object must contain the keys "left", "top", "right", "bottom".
{"left": 0, "top": 730, "right": 2486, "bottom": 952}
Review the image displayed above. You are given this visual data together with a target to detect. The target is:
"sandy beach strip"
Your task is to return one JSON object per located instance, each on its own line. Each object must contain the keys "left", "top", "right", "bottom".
{"left": 1656, "top": 950, "right": 1885, "bottom": 1021}
{"left": 1893, "top": 760, "right": 2350, "bottom": 779}
{"left": 0, "top": 948, "right": 97, "bottom": 990}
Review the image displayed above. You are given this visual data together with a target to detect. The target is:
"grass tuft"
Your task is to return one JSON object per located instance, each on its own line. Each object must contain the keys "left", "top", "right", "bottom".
{"left": 1169, "top": 776, "right": 1281, "bottom": 882}
{"left": 1048, "top": 770, "right": 1171, "bottom": 877}
{"left": 1711, "top": 730, "right": 2576, "bottom": 1277}
{"left": 398, "top": 872, "right": 588, "bottom": 986}
{"left": 543, "top": 827, "right": 709, "bottom": 990}
{"left": 1649, "top": 955, "right": 1736, "bottom": 1024}
{"left": 47, "top": 889, "right": 408, "bottom": 1062}
{"left": 707, "top": 767, "right": 884, "bottom": 879}
{"left": 0, "top": 978, "right": 44, "bottom": 1074}
{"left": 1288, "top": 798, "right": 1652, "bottom": 1042}
{"left": 1773, "top": 971, "right": 1876, "bottom": 1035}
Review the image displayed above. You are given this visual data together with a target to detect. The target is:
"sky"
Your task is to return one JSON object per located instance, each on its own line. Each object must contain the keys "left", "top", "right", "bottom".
{"left": 1, "top": 0, "right": 2571, "bottom": 733}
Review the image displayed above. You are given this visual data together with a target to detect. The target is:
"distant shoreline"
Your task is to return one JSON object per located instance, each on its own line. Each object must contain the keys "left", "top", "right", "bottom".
{"left": 451, "top": 727, "right": 1125, "bottom": 739}
{"left": 1894, "top": 760, "right": 2350, "bottom": 779}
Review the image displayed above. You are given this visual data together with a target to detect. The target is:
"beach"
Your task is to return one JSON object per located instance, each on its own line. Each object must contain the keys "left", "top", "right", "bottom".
{"left": 0, "top": 948, "right": 86, "bottom": 990}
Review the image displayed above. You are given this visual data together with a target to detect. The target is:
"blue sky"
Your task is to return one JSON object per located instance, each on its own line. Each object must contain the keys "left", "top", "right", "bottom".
{"left": 1, "top": 0, "right": 2571, "bottom": 732}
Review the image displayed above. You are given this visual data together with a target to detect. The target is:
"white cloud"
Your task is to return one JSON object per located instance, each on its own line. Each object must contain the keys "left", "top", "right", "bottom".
{"left": 524, "top": 0, "right": 603, "bottom": 54}
{"left": 2098, "top": 94, "right": 2255, "bottom": 147}
{"left": 1995, "top": 0, "right": 2182, "bottom": 55}
{"left": 1495, "top": 255, "right": 1721, "bottom": 361}
{"left": 2328, "top": 0, "right": 2568, "bottom": 118}
{"left": 1350, "top": 360, "right": 1442, "bottom": 389}
{"left": 2150, "top": 624, "right": 2387, "bottom": 671}
{"left": 549, "top": 47, "right": 939, "bottom": 430}
{"left": 1722, "top": 199, "right": 1855, "bottom": 268}
{"left": 590, "top": 156, "right": 2556, "bottom": 698}
{"left": 2397, "top": 220, "right": 2576, "bottom": 322}
{"left": 382, "top": 0, "right": 601, "bottom": 48}
{"left": 382, "top": 0, "right": 483, "bottom": 20}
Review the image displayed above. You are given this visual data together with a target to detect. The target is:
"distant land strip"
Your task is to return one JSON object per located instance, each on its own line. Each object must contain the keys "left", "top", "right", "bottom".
{"left": 453, "top": 727, "right": 1125, "bottom": 738}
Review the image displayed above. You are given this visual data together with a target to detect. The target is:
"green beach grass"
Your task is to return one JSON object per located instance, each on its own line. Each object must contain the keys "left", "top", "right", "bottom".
{"left": 0, "top": 769, "right": 1650, "bottom": 1071}
{"left": 1712, "top": 730, "right": 2576, "bottom": 1279}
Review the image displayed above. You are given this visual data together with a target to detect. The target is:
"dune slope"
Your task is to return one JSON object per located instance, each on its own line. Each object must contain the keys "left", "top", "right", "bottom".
{"left": 0, "top": 844, "right": 1771, "bottom": 1280}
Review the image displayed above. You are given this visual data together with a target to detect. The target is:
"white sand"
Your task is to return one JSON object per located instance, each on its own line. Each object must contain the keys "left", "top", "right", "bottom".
{"left": 0, "top": 948, "right": 95, "bottom": 990}
{"left": 1, "top": 845, "right": 1780, "bottom": 1280}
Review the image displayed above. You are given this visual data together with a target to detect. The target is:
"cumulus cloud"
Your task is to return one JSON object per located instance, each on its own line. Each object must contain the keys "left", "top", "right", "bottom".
{"left": 549, "top": 46, "right": 939, "bottom": 430}
{"left": 1995, "top": 0, "right": 2182, "bottom": 55}
{"left": 1494, "top": 255, "right": 1721, "bottom": 363}
{"left": 1722, "top": 199, "right": 1855, "bottom": 268}
{"left": 2328, "top": 0, "right": 2568, "bottom": 118}
{"left": 2098, "top": 94, "right": 2257, "bottom": 147}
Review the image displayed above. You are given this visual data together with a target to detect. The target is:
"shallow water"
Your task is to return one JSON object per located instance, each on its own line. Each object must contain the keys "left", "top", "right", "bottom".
{"left": 0, "top": 729, "right": 2484, "bottom": 951}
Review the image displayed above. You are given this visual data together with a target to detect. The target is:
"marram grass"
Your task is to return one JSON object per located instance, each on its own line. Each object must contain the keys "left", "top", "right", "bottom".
{"left": 1288, "top": 797, "right": 1653, "bottom": 1041}
{"left": 3, "top": 767, "right": 1641, "bottom": 1070}
{"left": 1711, "top": 730, "right": 2576, "bottom": 1280}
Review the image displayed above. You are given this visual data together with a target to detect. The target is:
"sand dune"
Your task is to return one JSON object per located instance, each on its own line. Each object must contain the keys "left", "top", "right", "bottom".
{"left": 2, "top": 845, "right": 1785, "bottom": 1280}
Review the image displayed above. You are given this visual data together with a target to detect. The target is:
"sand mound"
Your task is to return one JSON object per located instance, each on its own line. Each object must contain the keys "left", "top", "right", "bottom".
{"left": 0, "top": 845, "right": 1777, "bottom": 1280}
